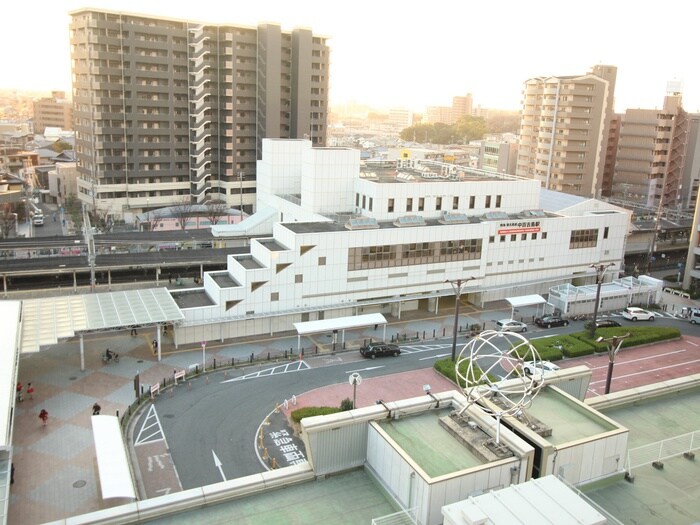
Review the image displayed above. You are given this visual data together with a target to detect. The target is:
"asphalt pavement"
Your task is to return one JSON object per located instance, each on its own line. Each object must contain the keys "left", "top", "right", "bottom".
{"left": 8, "top": 290, "right": 699, "bottom": 524}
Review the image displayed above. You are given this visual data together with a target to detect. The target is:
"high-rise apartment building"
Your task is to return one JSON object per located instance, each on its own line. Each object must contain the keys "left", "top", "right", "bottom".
{"left": 425, "top": 93, "right": 473, "bottom": 125}
{"left": 70, "top": 9, "right": 329, "bottom": 219}
{"left": 516, "top": 65, "right": 617, "bottom": 198}
{"left": 32, "top": 91, "right": 73, "bottom": 134}
{"left": 610, "top": 88, "right": 690, "bottom": 210}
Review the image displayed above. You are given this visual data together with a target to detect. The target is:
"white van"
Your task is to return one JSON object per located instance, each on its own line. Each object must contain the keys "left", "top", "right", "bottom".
{"left": 32, "top": 214, "right": 44, "bottom": 226}
{"left": 690, "top": 309, "right": 700, "bottom": 324}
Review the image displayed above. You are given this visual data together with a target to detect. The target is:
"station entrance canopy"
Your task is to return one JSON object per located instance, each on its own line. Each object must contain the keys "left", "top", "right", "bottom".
{"left": 505, "top": 294, "right": 547, "bottom": 319}
{"left": 20, "top": 288, "right": 184, "bottom": 354}
{"left": 293, "top": 313, "right": 387, "bottom": 352}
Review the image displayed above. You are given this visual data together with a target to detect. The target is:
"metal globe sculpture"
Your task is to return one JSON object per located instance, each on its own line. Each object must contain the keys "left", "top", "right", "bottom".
{"left": 455, "top": 329, "right": 544, "bottom": 443}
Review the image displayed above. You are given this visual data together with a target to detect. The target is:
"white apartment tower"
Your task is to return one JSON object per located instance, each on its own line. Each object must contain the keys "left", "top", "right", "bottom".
{"left": 517, "top": 65, "right": 617, "bottom": 198}
{"left": 70, "top": 9, "right": 329, "bottom": 219}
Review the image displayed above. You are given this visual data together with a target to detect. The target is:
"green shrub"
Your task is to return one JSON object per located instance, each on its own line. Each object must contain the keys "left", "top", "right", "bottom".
{"left": 290, "top": 406, "right": 341, "bottom": 423}
{"left": 339, "top": 398, "right": 354, "bottom": 411}
{"left": 434, "top": 357, "right": 494, "bottom": 386}
{"left": 573, "top": 326, "right": 681, "bottom": 352}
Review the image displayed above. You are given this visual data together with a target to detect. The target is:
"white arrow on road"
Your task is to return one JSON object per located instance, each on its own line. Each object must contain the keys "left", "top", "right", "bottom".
{"left": 345, "top": 366, "right": 384, "bottom": 373}
{"left": 212, "top": 450, "right": 226, "bottom": 482}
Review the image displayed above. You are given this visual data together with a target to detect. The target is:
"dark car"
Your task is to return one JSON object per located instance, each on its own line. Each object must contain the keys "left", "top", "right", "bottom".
{"left": 534, "top": 315, "right": 569, "bottom": 328}
{"left": 359, "top": 342, "right": 401, "bottom": 359}
{"left": 594, "top": 319, "right": 622, "bottom": 328}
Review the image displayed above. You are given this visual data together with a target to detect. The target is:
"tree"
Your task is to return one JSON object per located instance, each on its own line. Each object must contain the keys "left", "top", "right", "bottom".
{"left": 144, "top": 210, "right": 164, "bottom": 232}
{"left": 485, "top": 110, "right": 521, "bottom": 134}
{"left": 205, "top": 200, "right": 228, "bottom": 226}
{"left": 454, "top": 116, "right": 487, "bottom": 143}
{"left": 0, "top": 204, "right": 16, "bottom": 238}
{"left": 172, "top": 197, "right": 195, "bottom": 231}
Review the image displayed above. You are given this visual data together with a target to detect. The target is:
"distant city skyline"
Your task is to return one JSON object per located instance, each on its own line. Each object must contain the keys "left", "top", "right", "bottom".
{"left": 3, "top": 0, "right": 700, "bottom": 113}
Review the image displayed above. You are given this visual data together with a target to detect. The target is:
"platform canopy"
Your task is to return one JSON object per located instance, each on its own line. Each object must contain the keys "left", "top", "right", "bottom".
{"left": 294, "top": 313, "right": 387, "bottom": 336}
{"left": 20, "top": 288, "right": 184, "bottom": 354}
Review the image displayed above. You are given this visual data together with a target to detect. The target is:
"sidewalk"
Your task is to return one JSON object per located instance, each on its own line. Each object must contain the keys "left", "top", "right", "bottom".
{"left": 7, "top": 295, "right": 697, "bottom": 524}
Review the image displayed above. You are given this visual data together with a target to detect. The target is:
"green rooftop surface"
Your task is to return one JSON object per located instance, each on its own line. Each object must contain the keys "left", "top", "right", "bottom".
{"left": 600, "top": 387, "right": 700, "bottom": 448}
{"left": 145, "top": 469, "right": 399, "bottom": 525}
{"left": 378, "top": 408, "right": 483, "bottom": 477}
{"left": 523, "top": 388, "right": 617, "bottom": 445}
{"left": 583, "top": 387, "right": 700, "bottom": 524}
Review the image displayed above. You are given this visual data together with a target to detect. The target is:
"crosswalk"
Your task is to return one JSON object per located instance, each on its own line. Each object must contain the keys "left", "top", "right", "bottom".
{"left": 221, "top": 360, "right": 311, "bottom": 383}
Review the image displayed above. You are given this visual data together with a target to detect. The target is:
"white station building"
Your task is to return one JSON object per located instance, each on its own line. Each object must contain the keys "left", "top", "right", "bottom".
{"left": 170, "top": 139, "right": 631, "bottom": 346}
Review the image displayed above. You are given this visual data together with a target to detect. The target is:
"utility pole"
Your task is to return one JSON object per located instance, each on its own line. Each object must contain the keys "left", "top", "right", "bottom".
{"left": 589, "top": 262, "right": 615, "bottom": 338}
{"left": 445, "top": 277, "right": 476, "bottom": 362}
{"left": 596, "top": 333, "right": 632, "bottom": 394}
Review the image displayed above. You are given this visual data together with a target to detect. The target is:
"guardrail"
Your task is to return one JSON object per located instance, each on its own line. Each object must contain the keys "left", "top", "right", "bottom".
{"left": 625, "top": 429, "right": 700, "bottom": 480}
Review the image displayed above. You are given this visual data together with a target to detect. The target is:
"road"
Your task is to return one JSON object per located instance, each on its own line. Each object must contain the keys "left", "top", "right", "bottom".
{"left": 131, "top": 314, "right": 699, "bottom": 492}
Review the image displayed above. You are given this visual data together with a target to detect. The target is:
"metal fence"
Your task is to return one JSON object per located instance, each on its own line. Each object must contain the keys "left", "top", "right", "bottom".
{"left": 625, "top": 429, "right": 700, "bottom": 476}
{"left": 371, "top": 508, "right": 417, "bottom": 525}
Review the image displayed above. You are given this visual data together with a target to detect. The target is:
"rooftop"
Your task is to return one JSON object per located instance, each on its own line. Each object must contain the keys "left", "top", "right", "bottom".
{"left": 377, "top": 408, "right": 486, "bottom": 477}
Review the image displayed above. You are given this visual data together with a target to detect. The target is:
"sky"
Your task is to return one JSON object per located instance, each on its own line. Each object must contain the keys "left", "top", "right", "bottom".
{"left": 2, "top": 0, "right": 699, "bottom": 114}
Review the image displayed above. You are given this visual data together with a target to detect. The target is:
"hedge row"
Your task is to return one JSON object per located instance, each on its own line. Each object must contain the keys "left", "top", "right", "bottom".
{"left": 528, "top": 326, "right": 681, "bottom": 360}
{"left": 434, "top": 357, "right": 494, "bottom": 386}
{"left": 290, "top": 406, "right": 341, "bottom": 423}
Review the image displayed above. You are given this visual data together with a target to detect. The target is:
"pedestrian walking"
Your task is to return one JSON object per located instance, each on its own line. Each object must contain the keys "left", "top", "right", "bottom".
{"left": 168, "top": 272, "right": 172, "bottom": 284}
{"left": 16, "top": 382, "right": 23, "bottom": 402}
{"left": 10, "top": 463, "right": 14, "bottom": 484}
{"left": 26, "top": 382, "right": 34, "bottom": 400}
{"left": 131, "top": 326, "right": 137, "bottom": 336}
{"left": 163, "top": 325, "right": 168, "bottom": 336}
{"left": 38, "top": 409, "right": 48, "bottom": 426}
{"left": 92, "top": 403, "right": 101, "bottom": 415}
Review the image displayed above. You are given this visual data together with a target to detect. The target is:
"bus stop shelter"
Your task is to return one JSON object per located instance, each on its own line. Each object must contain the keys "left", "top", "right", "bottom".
{"left": 293, "top": 313, "right": 388, "bottom": 352}
{"left": 505, "top": 294, "right": 547, "bottom": 319}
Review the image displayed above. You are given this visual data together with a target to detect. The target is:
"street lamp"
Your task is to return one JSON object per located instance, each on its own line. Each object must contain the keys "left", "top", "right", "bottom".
{"left": 596, "top": 333, "right": 631, "bottom": 394}
{"left": 445, "top": 277, "right": 476, "bottom": 362}
{"left": 238, "top": 171, "right": 244, "bottom": 213}
{"left": 588, "top": 262, "right": 615, "bottom": 338}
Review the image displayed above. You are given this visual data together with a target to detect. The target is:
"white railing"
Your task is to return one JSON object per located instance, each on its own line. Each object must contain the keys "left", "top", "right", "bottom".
{"left": 626, "top": 430, "right": 700, "bottom": 476}
{"left": 557, "top": 476, "right": 624, "bottom": 525}
{"left": 371, "top": 508, "right": 417, "bottom": 525}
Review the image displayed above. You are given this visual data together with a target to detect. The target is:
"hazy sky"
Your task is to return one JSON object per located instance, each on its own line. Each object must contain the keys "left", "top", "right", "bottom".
{"left": 3, "top": 0, "right": 699, "bottom": 113}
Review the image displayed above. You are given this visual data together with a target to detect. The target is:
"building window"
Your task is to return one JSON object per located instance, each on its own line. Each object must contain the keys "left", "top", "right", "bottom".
{"left": 318, "top": 257, "right": 326, "bottom": 266}
{"left": 271, "top": 292, "right": 279, "bottom": 301}
{"left": 569, "top": 228, "right": 598, "bottom": 249}
{"left": 542, "top": 232, "right": 547, "bottom": 240}
{"left": 453, "top": 196, "right": 459, "bottom": 210}
{"left": 496, "top": 195, "right": 502, "bottom": 208}
{"left": 521, "top": 234, "right": 527, "bottom": 241}
{"left": 469, "top": 196, "right": 475, "bottom": 209}
{"left": 388, "top": 198, "right": 394, "bottom": 213}
{"left": 295, "top": 274, "right": 303, "bottom": 283}
{"left": 510, "top": 234, "right": 516, "bottom": 241}
{"left": 362, "top": 195, "right": 366, "bottom": 209}
{"left": 347, "top": 238, "right": 482, "bottom": 271}
{"left": 531, "top": 233, "right": 538, "bottom": 240}
{"left": 485, "top": 195, "right": 492, "bottom": 208}
{"left": 604, "top": 226, "right": 609, "bottom": 239}
{"left": 369, "top": 198, "right": 373, "bottom": 211}
{"left": 436, "top": 197, "right": 442, "bottom": 211}
{"left": 406, "top": 198, "right": 413, "bottom": 212}
{"left": 418, "top": 197, "right": 424, "bottom": 211}
{"left": 355, "top": 193, "right": 359, "bottom": 206}
{"left": 489, "top": 235, "right": 495, "bottom": 243}
{"left": 500, "top": 235, "right": 506, "bottom": 242}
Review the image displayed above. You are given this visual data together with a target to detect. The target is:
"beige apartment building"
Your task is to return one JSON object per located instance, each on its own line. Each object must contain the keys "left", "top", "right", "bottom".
{"left": 516, "top": 65, "right": 617, "bottom": 198}
{"left": 610, "top": 93, "right": 689, "bottom": 209}
{"left": 70, "top": 9, "right": 329, "bottom": 221}
{"left": 32, "top": 91, "right": 73, "bottom": 134}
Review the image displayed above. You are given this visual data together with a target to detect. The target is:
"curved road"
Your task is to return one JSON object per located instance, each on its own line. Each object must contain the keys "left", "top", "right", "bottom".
{"left": 131, "top": 316, "right": 700, "bottom": 492}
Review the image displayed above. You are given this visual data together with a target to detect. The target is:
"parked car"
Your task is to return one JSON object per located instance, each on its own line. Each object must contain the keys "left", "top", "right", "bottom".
{"left": 534, "top": 315, "right": 569, "bottom": 328}
{"left": 523, "top": 360, "right": 561, "bottom": 375}
{"left": 496, "top": 319, "right": 527, "bottom": 333}
{"left": 593, "top": 319, "right": 622, "bottom": 328}
{"left": 359, "top": 342, "right": 401, "bottom": 359}
{"left": 622, "top": 307, "right": 655, "bottom": 322}
{"left": 690, "top": 310, "right": 700, "bottom": 324}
